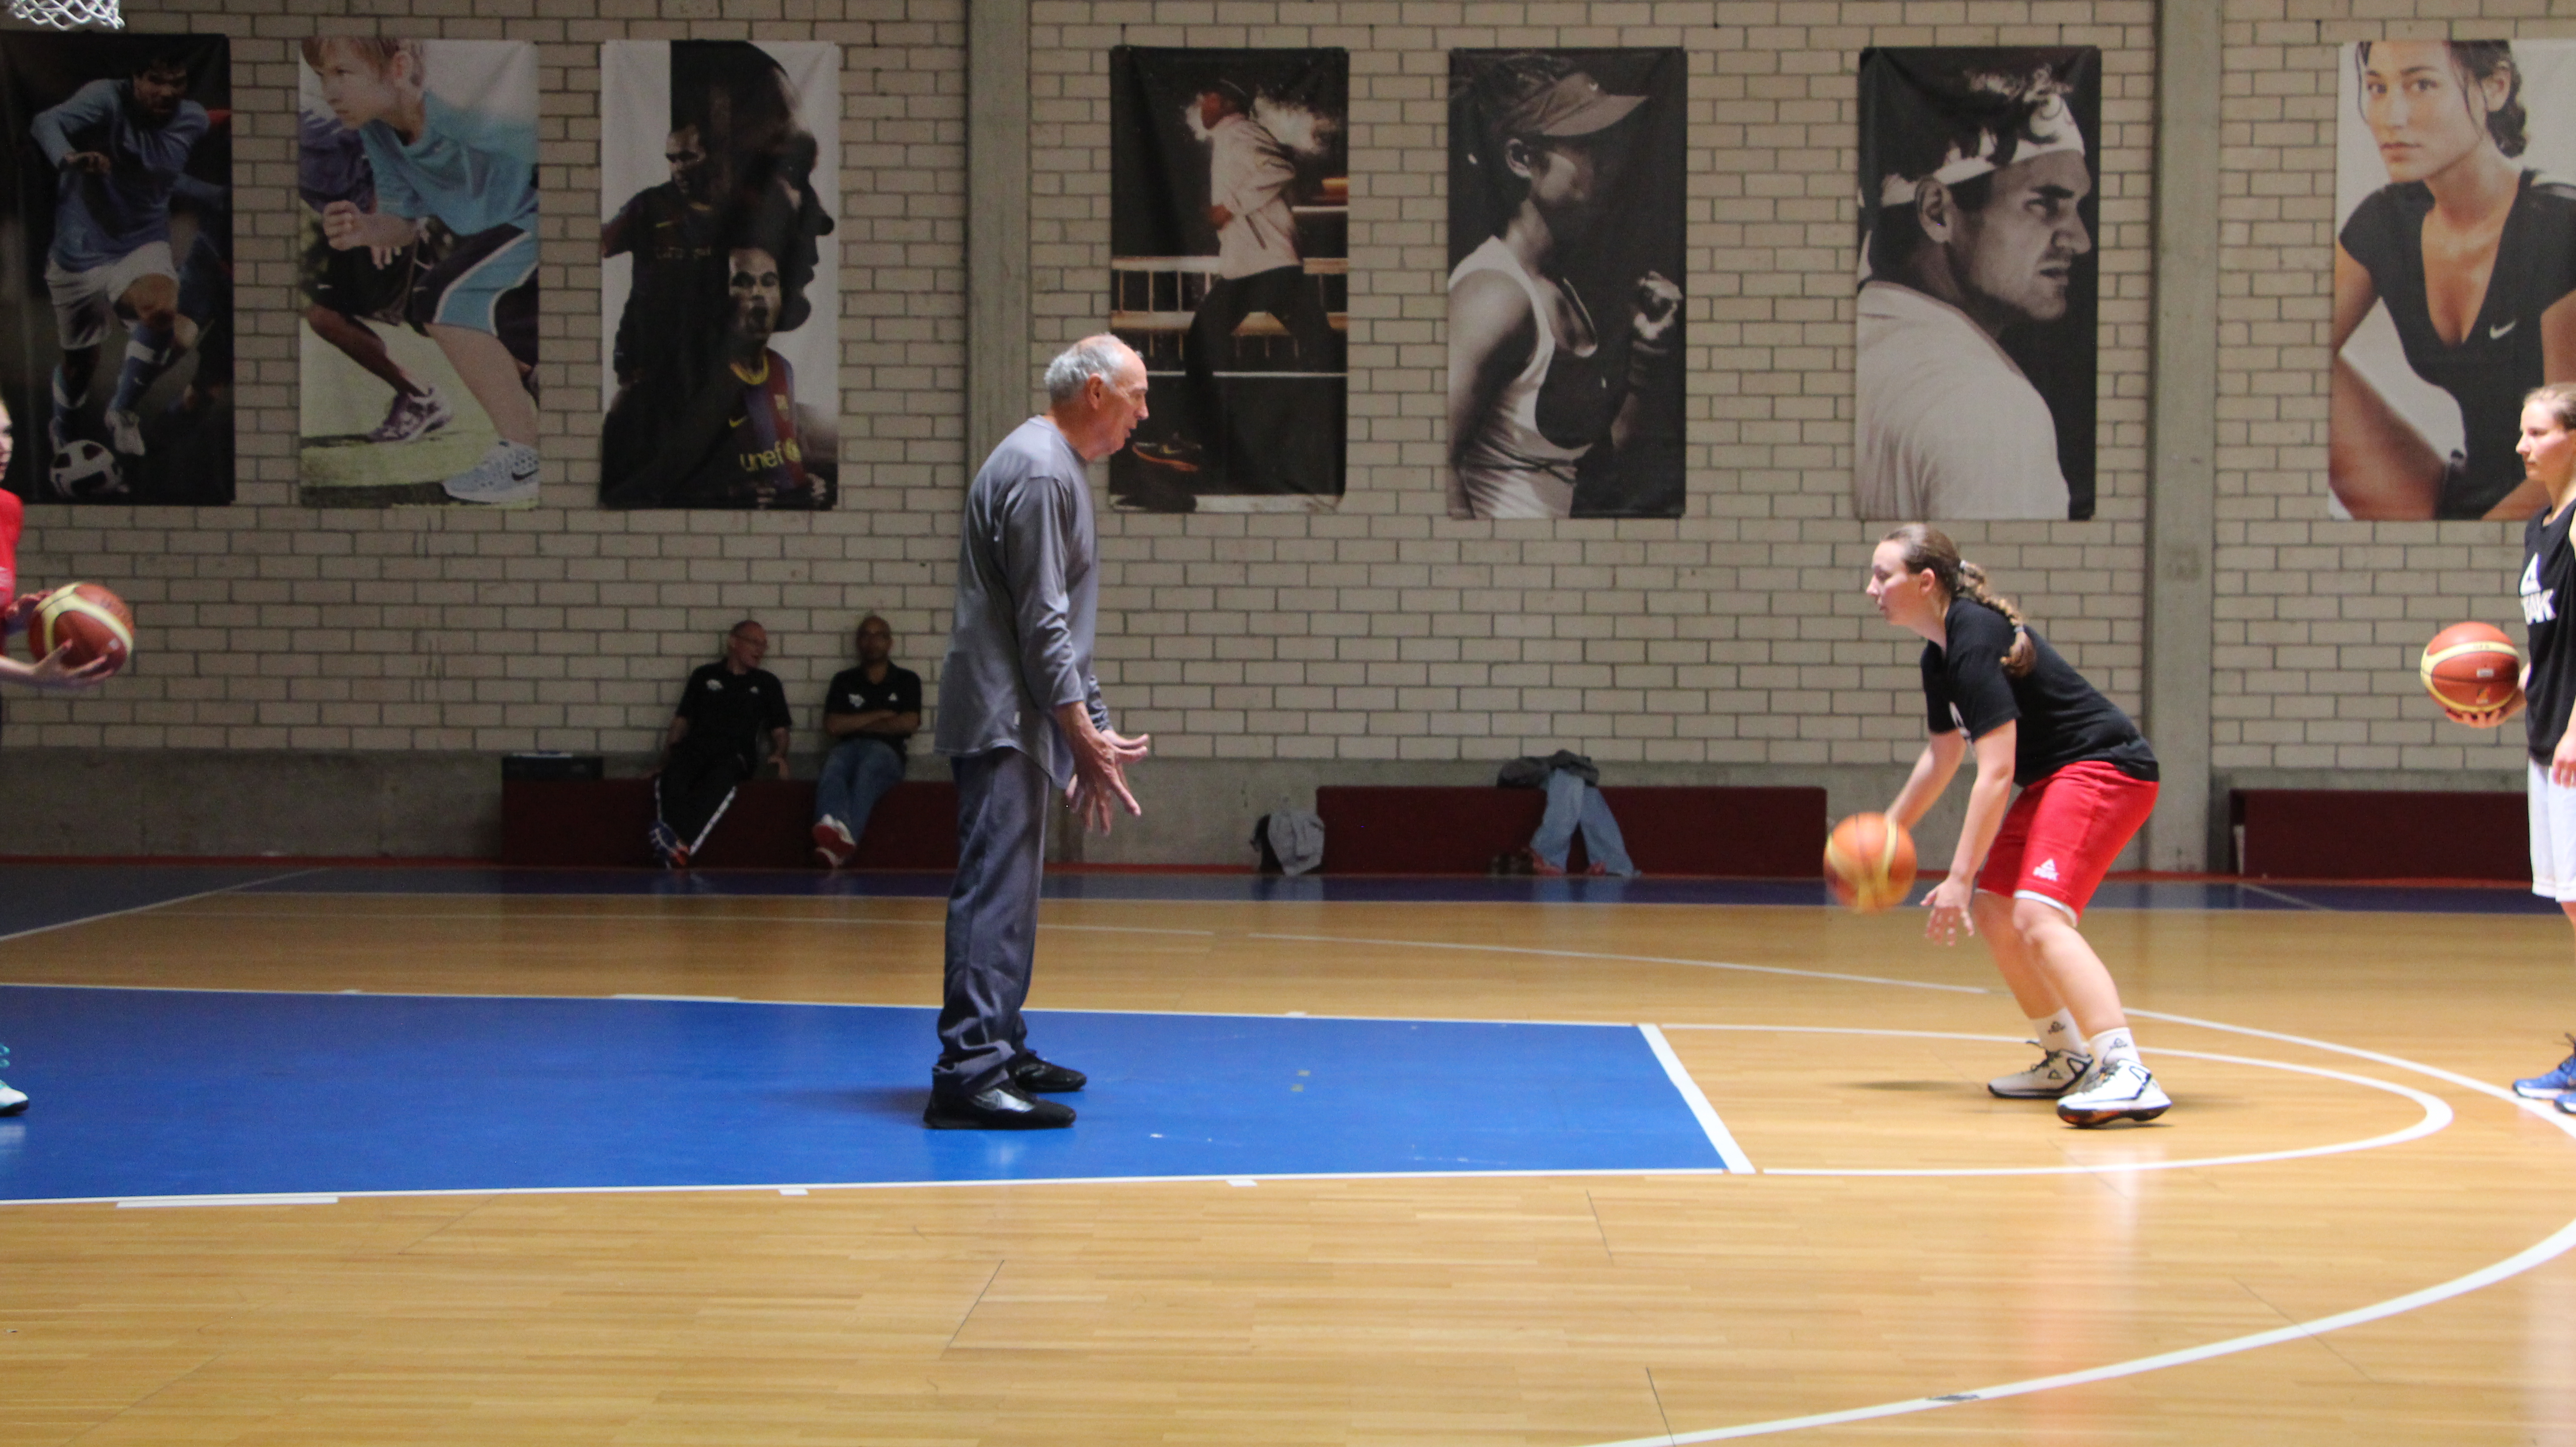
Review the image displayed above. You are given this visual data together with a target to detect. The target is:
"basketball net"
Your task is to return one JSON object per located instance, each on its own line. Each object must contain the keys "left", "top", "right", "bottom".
{"left": 6, "top": 0, "right": 124, "bottom": 28}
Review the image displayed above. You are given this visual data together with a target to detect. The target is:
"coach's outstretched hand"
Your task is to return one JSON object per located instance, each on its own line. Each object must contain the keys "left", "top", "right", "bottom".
{"left": 1057, "top": 702, "right": 1149, "bottom": 836}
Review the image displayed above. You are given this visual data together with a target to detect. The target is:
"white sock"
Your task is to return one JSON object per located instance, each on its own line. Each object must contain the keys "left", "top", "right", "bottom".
{"left": 2032, "top": 1009, "right": 2085, "bottom": 1059}
{"left": 2089, "top": 1027, "right": 2141, "bottom": 1070}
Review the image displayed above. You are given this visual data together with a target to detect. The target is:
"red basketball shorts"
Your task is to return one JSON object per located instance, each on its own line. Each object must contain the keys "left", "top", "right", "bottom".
{"left": 1974, "top": 760, "right": 2159, "bottom": 921}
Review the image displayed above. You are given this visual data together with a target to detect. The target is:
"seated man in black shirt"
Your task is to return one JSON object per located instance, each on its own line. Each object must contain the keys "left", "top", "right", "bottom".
{"left": 812, "top": 613, "right": 922, "bottom": 868}
{"left": 651, "top": 619, "right": 792, "bottom": 869}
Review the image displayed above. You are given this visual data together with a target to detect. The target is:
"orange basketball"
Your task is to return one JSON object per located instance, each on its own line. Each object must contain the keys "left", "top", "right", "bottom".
{"left": 2420, "top": 621, "right": 2521, "bottom": 715}
{"left": 1824, "top": 812, "right": 1917, "bottom": 913}
{"left": 33, "top": 582, "right": 133, "bottom": 675}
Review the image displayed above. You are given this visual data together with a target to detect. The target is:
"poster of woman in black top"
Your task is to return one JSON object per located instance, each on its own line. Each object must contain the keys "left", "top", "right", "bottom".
{"left": 2333, "top": 39, "right": 2576, "bottom": 521}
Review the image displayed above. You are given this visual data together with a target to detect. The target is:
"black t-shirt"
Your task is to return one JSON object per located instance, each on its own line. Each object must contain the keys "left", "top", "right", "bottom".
{"left": 2339, "top": 171, "right": 2576, "bottom": 518}
{"left": 675, "top": 661, "right": 792, "bottom": 769}
{"left": 2524, "top": 503, "right": 2576, "bottom": 763}
{"left": 823, "top": 662, "right": 923, "bottom": 759}
{"left": 1922, "top": 599, "right": 2158, "bottom": 786}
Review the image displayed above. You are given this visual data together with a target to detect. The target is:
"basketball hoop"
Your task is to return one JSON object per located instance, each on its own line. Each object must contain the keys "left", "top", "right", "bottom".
{"left": 6, "top": 0, "right": 124, "bottom": 28}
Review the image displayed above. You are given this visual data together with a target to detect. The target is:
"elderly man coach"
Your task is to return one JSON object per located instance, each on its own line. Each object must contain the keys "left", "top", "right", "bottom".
{"left": 926, "top": 334, "right": 1153, "bottom": 1129}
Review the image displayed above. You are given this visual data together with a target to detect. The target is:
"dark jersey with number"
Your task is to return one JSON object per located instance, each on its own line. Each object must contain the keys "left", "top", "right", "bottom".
{"left": 823, "top": 663, "right": 922, "bottom": 760}
{"left": 1922, "top": 599, "right": 2157, "bottom": 787}
{"left": 2523, "top": 503, "right": 2576, "bottom": 764}
{"left": 675, "top": 661, "right": 791, "bottom": 772}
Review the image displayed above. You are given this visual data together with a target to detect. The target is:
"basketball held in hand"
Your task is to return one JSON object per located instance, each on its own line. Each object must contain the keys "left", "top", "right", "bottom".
{"left": 34, "top": 582, "right": 133, "bottom": 676}
{"left": 1824, "top": 812, "right": 1917, "bottom": 913}
{"left": 2419, "top": 621, "right": 2521, "bottom": 725}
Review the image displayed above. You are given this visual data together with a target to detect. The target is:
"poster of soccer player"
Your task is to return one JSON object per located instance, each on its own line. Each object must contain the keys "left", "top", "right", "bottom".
{"left": 1855, "top": 47, "right": 2100, "bottom": 522}
{"left": 0, "top": 34, "right": 231, "bottom": 506}
{"left": 2331, "top": 40, "right": 2576, "bottom": 521}
{"left": 1447, "top": 49, "right": 1685, "bottom": 521}
{"left": 1108, "top": 47, "right": 1346, "bottom": 513}
{"left": 598, "top": 41, "right": 839, "bottom": 510}
{"left": 295, "top": 40, "right": 538, "bottom": 508}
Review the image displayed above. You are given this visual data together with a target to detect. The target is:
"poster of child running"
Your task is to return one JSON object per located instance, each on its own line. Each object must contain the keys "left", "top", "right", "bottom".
{"left": 296, "top": 39, "right": 539, "bottom": 508}
{"left": 0, "top": 34, "right": 232, "bottom": 506}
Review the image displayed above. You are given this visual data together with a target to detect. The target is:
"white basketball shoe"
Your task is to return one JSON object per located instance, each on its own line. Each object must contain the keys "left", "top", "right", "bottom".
{"left": 440, "top": 441, "right": 541, "bottom": 505}
{"left": 1988, "top": 1048, "right": 2093, "bottom": 1099}
{"left": 2055, "top": 1058, "right": 2172, "bottom": 1127}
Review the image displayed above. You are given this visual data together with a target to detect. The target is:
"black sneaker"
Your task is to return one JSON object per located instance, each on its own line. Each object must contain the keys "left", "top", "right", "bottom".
{"left": 924, "top": 1078, "right": 1075, "bottom": 1129}
{"left": 1010, "top": 1054, "right": 1087, "bottom": 1093}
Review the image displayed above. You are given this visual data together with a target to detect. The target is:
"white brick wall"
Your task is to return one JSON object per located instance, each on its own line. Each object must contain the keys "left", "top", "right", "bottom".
{"left": 1035, "top": 0, "right": 2154, "bottom": 768}
{"left": 2215, "top": 0, "right": 2539, "bottom": 779}
{"left": 10, "top": 0, "right": 969, "bottom": 756}
{"left": 38, "top": 0, "right": 2516, "bottom": 798}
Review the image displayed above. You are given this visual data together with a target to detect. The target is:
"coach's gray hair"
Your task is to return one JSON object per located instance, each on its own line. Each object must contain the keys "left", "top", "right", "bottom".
{"left": 1044, "top": 335, "right": 1134, "bottom": 404}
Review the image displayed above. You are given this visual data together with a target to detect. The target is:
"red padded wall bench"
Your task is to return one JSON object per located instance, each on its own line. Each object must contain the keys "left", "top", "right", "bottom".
{"left": 1313, "top": 785, "right": 1827, "bottom": 876}
{"left": 502, "top": 779, "right": 959, "bottom": 870}
{"left": 2230, "top": 789, "right": 2524, "bottom": 881}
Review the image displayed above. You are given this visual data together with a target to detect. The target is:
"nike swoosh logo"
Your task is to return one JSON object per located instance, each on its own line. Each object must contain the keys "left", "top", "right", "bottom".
{"left": 2491, "top": 319, "right": 2519, "bottom": 339}
{"left": 728, "top": 415, "right": 746, "bottom": 428}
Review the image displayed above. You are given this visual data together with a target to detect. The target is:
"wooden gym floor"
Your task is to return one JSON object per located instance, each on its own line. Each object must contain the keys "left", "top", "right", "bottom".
{"left": 2, "top": 867, "right": 2573, "bottom": 1445}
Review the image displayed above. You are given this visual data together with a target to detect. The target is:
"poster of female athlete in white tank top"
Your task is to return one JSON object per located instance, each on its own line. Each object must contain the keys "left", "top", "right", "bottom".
{"left": 1447, "top": 50, "right": 1685, "bottom": 521}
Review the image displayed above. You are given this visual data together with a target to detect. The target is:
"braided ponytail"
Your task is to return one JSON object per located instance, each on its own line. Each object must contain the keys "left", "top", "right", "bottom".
{"left": 1882, "top": 524, "right": 2038, "bottom": 678}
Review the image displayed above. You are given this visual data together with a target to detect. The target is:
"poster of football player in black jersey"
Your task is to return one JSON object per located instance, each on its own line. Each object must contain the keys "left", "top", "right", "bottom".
{"left": 0, "top": 33, "right": 231, "bottom": 505}
{"left": 598, "top": 41, "right": 838, "bottom": 509}
{"left": 2333, "top": 39, "right": 2576, "bottom": 521}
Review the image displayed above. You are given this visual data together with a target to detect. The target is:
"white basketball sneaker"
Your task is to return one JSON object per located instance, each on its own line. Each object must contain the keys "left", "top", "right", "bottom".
{"left": 1988, "top": 1048, "right": 2093, "bottom": 1099}
{"left": 2055, "top": 1058, "right": 2171, "bottom": 1127}
{"left": 440, "top": 441, "right": 541, "bottom": 505}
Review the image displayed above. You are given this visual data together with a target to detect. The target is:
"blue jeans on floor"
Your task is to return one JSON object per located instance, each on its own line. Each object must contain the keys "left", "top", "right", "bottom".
{"left": 1530, "top": 768, "right": 1637, "bottom": 876}
{"left": 817, "top": 738, "right": 906, "bottom": 844}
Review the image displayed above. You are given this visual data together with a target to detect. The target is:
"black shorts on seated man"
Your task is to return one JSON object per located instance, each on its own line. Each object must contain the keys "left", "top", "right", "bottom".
{"left": 651, "top": 619, "right": 792, "bottom": 869}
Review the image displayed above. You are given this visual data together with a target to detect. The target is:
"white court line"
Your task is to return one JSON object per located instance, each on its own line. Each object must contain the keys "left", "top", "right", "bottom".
{"left": 7, "top": 1165, "right": 1734, "bottom": 1210}
{"left": 611, "top": 994, "right": 739, "bottom": 1002}
{"left": 1570, "top": 1019, "right": 2576, "bottom": 1444}
{"left": 1638, "top": 1024, "right": 1755, "bottom": 1173}
{"left": 116, "top": 1194, "right": 338, "bottom": 1209}
{"left": 1249, "top": 932, "right": 1990, "bottom": 994}
{"left": 1655, "top": 1024, "right": 2456, "bottom": 1178}
{"left": 181, "top": 909, "right": 1219, "bottom": 938}
{"left": 0, "top": 867, "right": 324, "bottom": 947}
{"left": 2238, "top": 881, "right": 2330, "bottom": 911}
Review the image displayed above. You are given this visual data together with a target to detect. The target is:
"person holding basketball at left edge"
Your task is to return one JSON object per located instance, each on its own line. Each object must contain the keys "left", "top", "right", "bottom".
{"left": 1866, "top": 523, "right": 2170, "bottom": 1126}
{"left": 2471, "top": 382, "right": 2576, "bottom": 1114}
{"left": 0, "top": 397, "right": 118, "bottom": 1116}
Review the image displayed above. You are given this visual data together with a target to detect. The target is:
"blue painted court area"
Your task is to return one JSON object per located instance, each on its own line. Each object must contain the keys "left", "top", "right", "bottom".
{"left": 0, "top": 986, "right": 1728, "bottom": 1204}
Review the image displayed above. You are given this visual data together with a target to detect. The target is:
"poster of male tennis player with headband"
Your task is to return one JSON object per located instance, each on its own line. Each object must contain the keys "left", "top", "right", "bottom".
{"left": 1447, "top": 48, "right": 1686, "bottom": 521}
{"left": 0, "top": 32, "right": 232, "bottom": 506}
{"left": 1855, "top": 47, "right": 2100, "bottom": 522}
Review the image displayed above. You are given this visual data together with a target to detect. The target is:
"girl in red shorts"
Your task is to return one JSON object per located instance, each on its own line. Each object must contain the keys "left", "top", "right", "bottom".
{"left": 1866, "top": 524, "right": 2169, "bottom": 1126}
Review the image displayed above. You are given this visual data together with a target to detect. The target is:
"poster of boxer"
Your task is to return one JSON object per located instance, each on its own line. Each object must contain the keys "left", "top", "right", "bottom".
{"left": 1110, "top": 47, "right": 1347, "bottom": 513}
{"left": 295, "top": 39, "right": 537, "bottom": 507}
{"left": 0, "top": 33, "right": 231, "bottom": 505}
{"left": 2331, "top": 39, "right": 2576, "bottom": 520}
{"left": 598, "top": 40, "right": 839, "bottom": 510}
{"left": 1855, "top": 47, "right": 2099, "bottom": 522}
{"left": 1447, "top": 48, "right": 1685, "bottom": 521}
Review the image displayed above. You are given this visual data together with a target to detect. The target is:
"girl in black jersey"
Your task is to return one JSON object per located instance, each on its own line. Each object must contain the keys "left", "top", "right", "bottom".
{"left": 2490, "top": 383, "right": 2576, "bottom": 1113}
{"left": 1866, "top": 524, "right": 2169, "bottom": 1127}
{"left": 2333, "top": 40, "right": 2576, "bottom": 521}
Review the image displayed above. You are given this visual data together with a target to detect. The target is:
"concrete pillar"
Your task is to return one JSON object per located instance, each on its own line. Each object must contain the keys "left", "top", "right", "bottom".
{"left": 2145, "top": 0, "right": 2223, "bottom": 870}
{"left": 967, "top": 0, "right": 1031, "bottom": 469}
